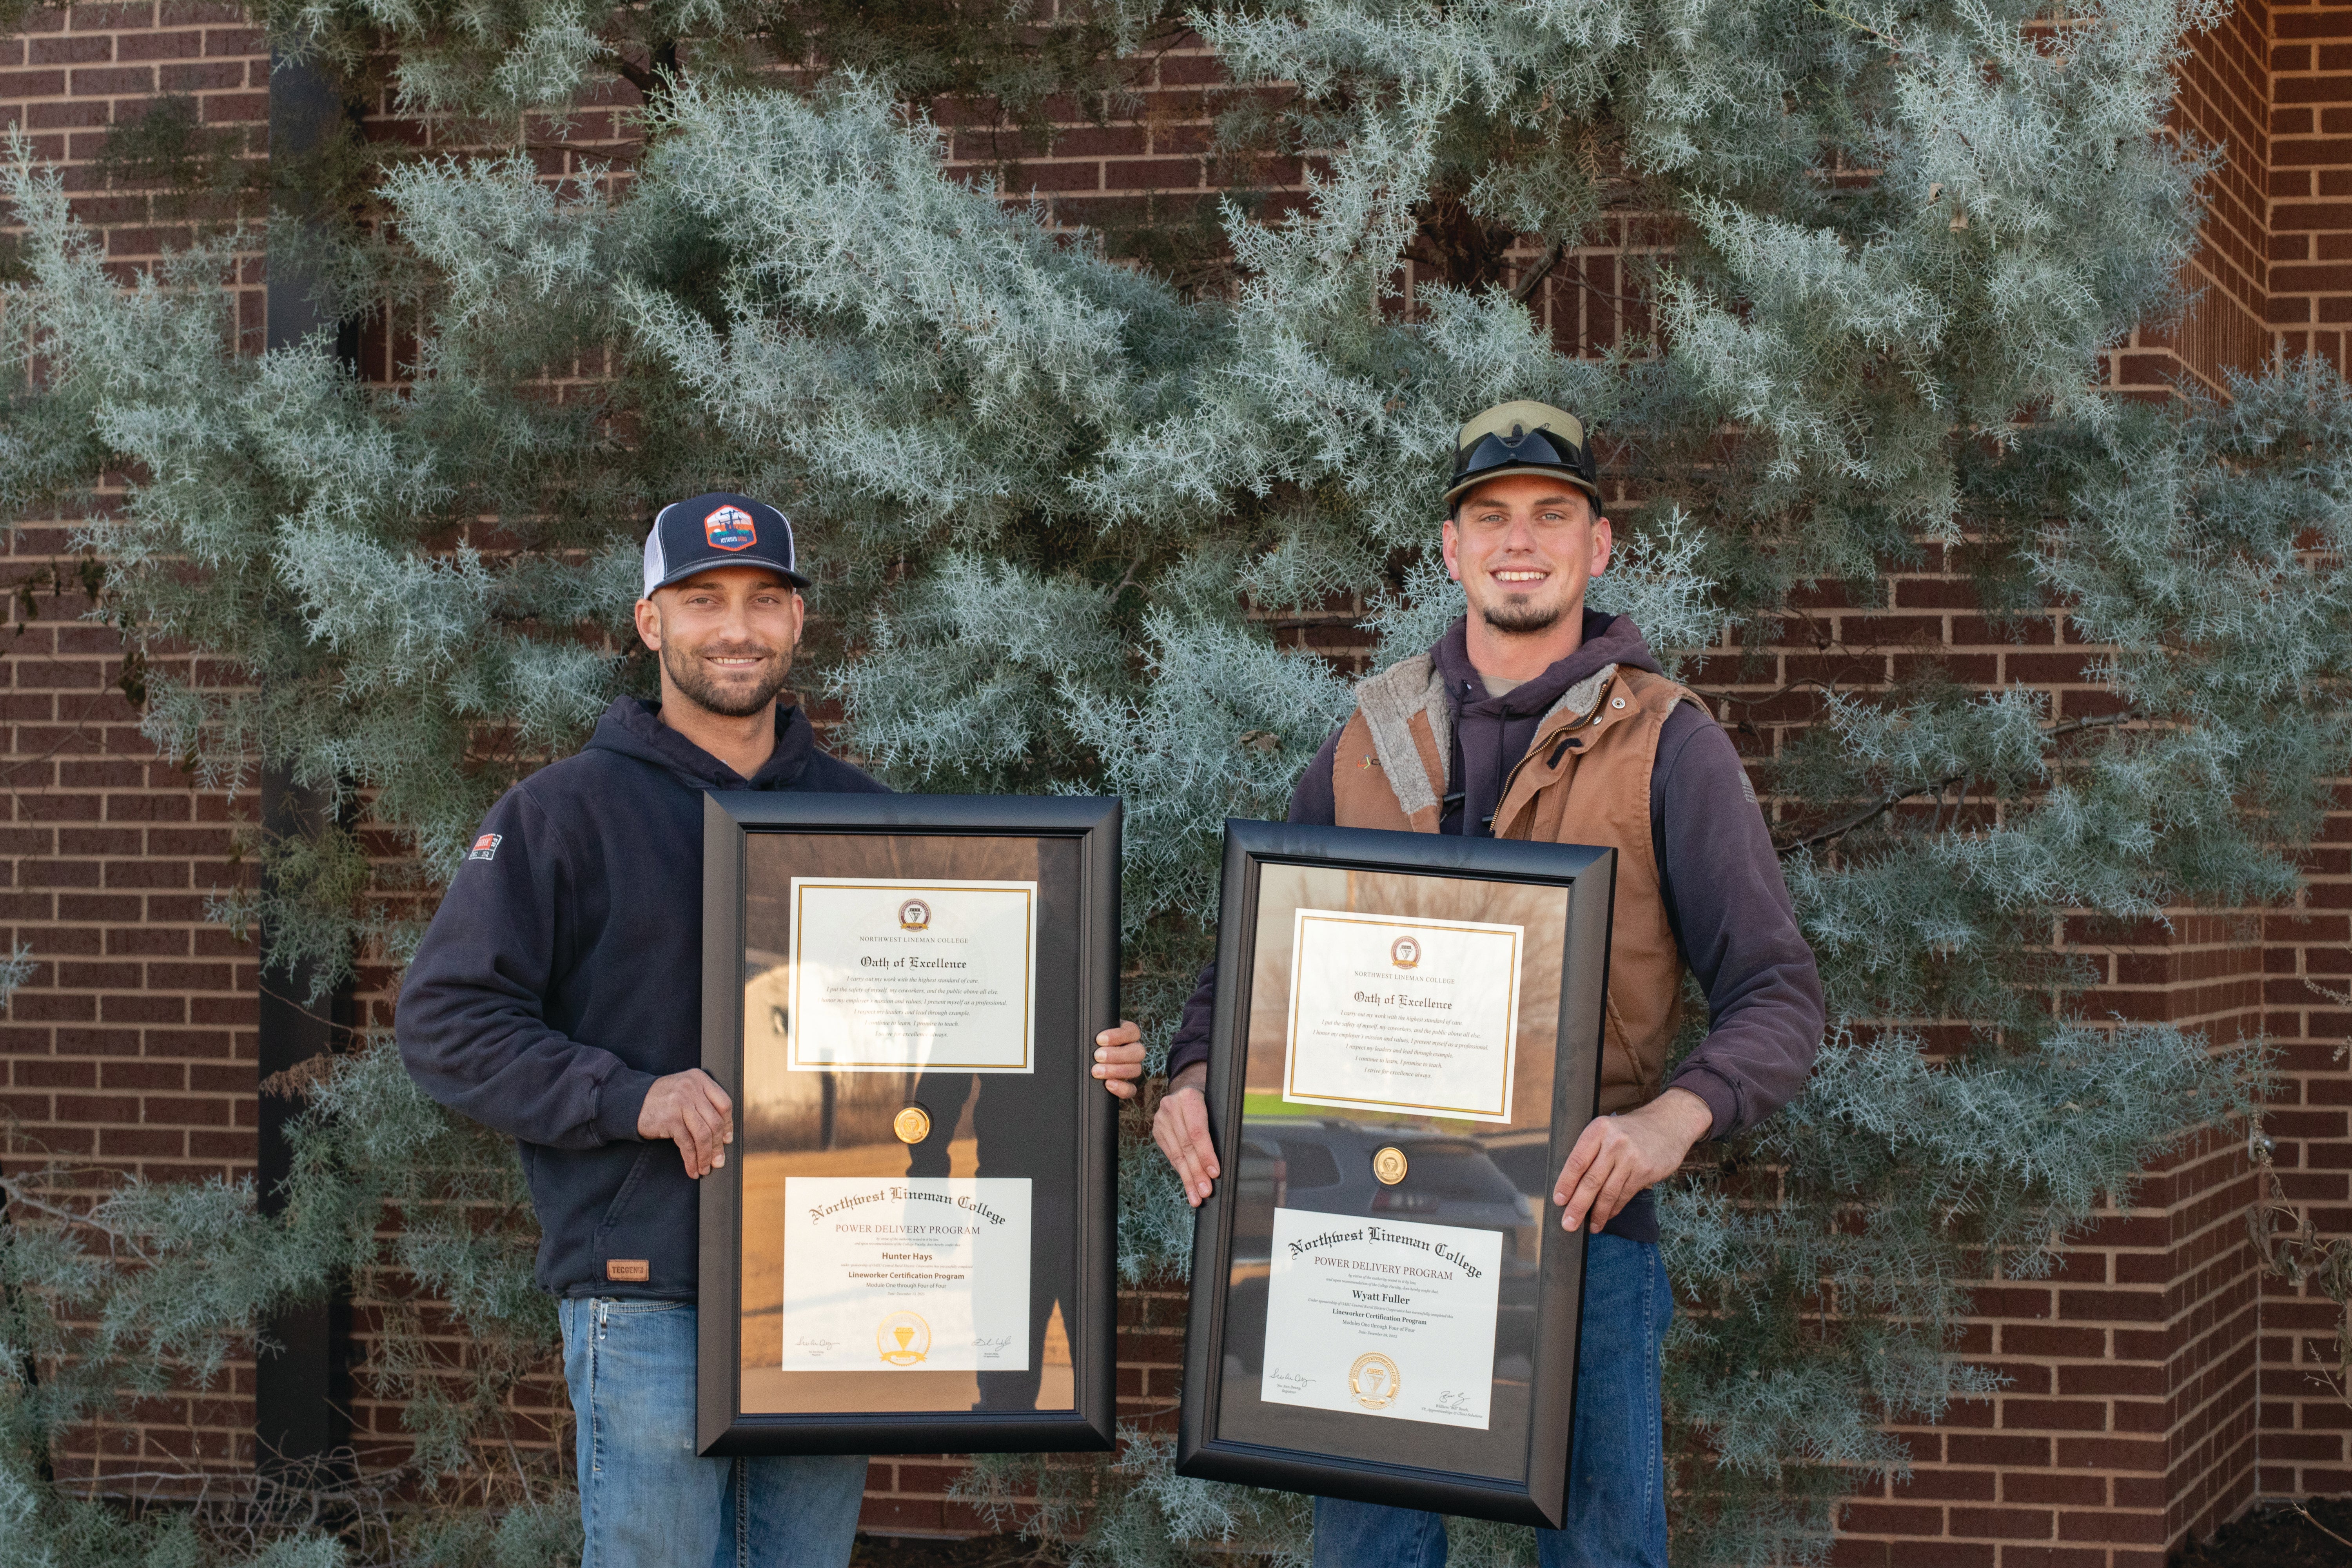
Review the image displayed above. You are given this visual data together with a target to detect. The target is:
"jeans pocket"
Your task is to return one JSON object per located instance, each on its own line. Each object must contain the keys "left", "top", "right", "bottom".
{"left": 593, "top": 1296, "right": 685, "bottom": 1339}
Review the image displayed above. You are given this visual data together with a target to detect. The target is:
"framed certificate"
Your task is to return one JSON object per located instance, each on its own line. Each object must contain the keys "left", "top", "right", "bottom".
{"left": 1175, "top": 820, "right": 1615, "bottom": 1527}
{"left": 697, "top": 793, "right": 1121, "bottom": 1456}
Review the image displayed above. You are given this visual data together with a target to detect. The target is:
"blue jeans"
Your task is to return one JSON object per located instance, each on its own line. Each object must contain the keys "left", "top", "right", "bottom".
{"left": 1312, "top": 1234, "right": 1672, "bottom": 1568}
{"left": 559, "top": 1298, "right": 869, "bottom": 1568}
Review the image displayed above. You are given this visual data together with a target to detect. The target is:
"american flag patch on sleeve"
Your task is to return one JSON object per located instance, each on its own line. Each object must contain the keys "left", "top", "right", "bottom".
{"left": 468, "top": 833, "right": 502, "bottom": 862}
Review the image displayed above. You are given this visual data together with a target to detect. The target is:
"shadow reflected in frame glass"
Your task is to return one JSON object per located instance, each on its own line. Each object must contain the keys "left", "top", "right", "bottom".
{"left": 733, "top": 833, "right": 1082, "bottom": 1418}
{"left": 1210, "top": 863, "right": 1569, "bottom": 1479}
{"left": 1175, "top": 821, "right": 1612, "bottom": 1523}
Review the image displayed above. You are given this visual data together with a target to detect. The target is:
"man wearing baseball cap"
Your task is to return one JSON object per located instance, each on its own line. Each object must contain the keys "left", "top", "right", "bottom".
{"left": 397, "top": 494, "right": 1152, "bottom": 1564}
{"left": 1095, "top": 405, "right": 1825, "bottom": 1565}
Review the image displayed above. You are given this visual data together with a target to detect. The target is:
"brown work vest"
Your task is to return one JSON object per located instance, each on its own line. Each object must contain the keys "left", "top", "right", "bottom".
{"left": 1328, "top": 654, "right": 1701, "bottom": 1116}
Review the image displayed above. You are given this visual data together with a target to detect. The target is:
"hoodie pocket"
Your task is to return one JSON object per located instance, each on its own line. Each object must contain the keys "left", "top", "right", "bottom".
{"left": 1600, "top": 998, "right": 1647, "bottom": 1106}
{"left": 592, "top": 1146, "right": 654, "bottom": 1281}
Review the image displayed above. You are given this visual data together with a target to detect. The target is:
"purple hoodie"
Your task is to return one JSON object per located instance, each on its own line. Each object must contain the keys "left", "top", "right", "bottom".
{"left": 1164, "top": 612, "right": 1824, "bottom": 1243}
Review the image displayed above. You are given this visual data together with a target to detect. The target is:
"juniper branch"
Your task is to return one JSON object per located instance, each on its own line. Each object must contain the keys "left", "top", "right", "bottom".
{"left": 1775, "top": 709, "right": 2149, "bottom": 855}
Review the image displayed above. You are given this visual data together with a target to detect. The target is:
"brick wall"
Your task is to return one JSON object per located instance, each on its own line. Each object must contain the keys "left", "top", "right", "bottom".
{"left": 2268, "top": 1, "right": 2352, "bottom": 369}
{"left": 0, "top": 530, "right": 264, "bottom": 1488}
{"left": 2172, "top": 0, "right": 2275, "bottom": 390}
{"left": 1, "top": 5, "right": 2348, "bottom": 1561}
{"left": 1672, "top": 552, "right": 2276, "bottom": 1568}
{"left": 0, "top": 0, "right": 268, "bottom": 1490}
{"left": 2245, "top": 0, "right": 2352, "bottom": 1518}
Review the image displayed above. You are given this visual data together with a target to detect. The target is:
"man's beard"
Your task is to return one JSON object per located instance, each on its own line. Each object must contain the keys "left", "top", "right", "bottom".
{"left": 1478, "top": 597, "right": 1566, "bottom": 636}
{"left": 661, "top": 639, "right": 794, "bottom": 718}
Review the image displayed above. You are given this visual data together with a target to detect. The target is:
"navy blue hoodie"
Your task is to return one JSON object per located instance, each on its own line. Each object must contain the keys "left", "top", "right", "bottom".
{"left": 396, "top": 696, "right": 887, "bottom": 1299}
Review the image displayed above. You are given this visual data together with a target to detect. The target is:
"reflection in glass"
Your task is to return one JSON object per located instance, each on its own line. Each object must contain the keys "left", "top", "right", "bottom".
{"left": 733, "top": 833, "right": 1082, "bottom": 1417}
{"left": 1215, "top": 864, "right": 1569, "bottom": 1476}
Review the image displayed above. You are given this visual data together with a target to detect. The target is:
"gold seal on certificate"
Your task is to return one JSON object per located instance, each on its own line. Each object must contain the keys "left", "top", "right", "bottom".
{"left": 786, "top": 878, "right": 1038, "bottom": 1074}
{"left": 1176, "top": 821, "right": 1613, "bottom": 1523}
{"left": 878, "top": 1311, "right": 931, "bottom": 1365}
{"left": 1282, "top": 908, "right": 1525, "bottom": 1122}
{"left": 703, "top": 795, "right": 1120, "bottom": 1456}
{"left": 1347, "top": 1353, "right": 1400, "bottom": 1410}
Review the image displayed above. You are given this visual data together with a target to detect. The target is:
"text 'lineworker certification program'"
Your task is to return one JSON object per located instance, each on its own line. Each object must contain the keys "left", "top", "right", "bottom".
{"left": 1281, "top": 909, "right": 1523, "bottom": 1122}
{"left": 786, "top": 878, "right": 1038, "bottom": 1073}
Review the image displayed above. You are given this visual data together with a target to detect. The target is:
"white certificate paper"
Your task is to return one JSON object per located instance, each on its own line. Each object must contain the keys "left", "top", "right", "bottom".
{"left": 780, "top": 1177, "right": 1031, "bottom": 1371}
{"left": 1259, "top": 1208, "right": 1502, "bottom": 1429}
{"left": 787, "top": 878, "right": 1037, "bottom": 1073}
{"left": 1283, "top": 909, "right": 1523, "bottom": 1122}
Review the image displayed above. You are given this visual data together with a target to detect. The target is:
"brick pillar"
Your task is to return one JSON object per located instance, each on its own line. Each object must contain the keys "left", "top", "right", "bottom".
{"left": 0, "top": 0, "right": 268, "bottom": 1492}
{"left": 2269, "top": 2, "right": 2352, "bottom": 372}
{"left": 2244, "top": 0, "right": 2352, "bottom": 1513}
{"left": 1836, "top": 913, "right": 2265, "bottom": 1568}
{"left": 1724, "top": 552, "right": 2274, "bottom": 1566}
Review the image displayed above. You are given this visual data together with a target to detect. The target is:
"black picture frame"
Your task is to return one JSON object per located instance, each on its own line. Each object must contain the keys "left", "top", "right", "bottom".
{"left": 698, "top": 792, "right": 1122, "bottom": 1457}
{"left": 1176, "top": 819, "right": 1616, "bottom": 1528}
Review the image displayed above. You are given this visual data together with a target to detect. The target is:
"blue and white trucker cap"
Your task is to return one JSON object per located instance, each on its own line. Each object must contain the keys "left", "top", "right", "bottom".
{"left": 641, "top": 492, "right": 810, "bottom": 597}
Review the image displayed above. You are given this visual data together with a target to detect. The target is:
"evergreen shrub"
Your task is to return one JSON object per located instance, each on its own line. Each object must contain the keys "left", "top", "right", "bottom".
{"left": 0, "top": 2, "right": 2341, "bottom": 1563}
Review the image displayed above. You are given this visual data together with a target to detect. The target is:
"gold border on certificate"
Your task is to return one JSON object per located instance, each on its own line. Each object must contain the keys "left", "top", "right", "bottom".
{"left": 784, "top": 878, "right": 1038, "bottom": 1073}
{"left": 1281, "top": 909, "right": 1524, "bottom": 1122}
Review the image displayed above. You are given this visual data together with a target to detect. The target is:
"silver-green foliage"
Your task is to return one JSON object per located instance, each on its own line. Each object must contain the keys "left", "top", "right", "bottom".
{"left": 0, "top": 0, "right": 2335, "bottom": 1564}
{"left": 257, "top": 0, "right": 1174, "bottom": 132}
{"left": 0, "top": 1035, "right": 568, "bottom": 1566}
{"left": 958, "top": 1427, "right": 1315, "bottom": 1568}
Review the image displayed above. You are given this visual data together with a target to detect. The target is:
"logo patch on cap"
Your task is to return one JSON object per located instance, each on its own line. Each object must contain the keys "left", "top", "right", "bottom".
{"left": 468, "top": 833, "right": 501, "bottom": 862}
{"left": 704, "top": 505, "right": 757, "bottom": 552}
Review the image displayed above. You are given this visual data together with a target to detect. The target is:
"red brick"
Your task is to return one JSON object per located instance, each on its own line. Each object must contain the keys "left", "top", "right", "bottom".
{"left": 2057, "top": 1511, "right": 2166, "bottom": 1545}
{"left": 110, "top": 27, "right": 202, "bottom": 60}
{"left": 1949, "top": 1507, "right": 2055, "bottom": 1540}
{"left": 1897, "top": 1469, "right": 1998, "bottom": 1502}
{"left": 155, "top": 60, "right": 243, "bottom": 91}
{"left": 1004, "top": 159, "right": 1100, "bottom": 194}
{"left": 2000, "top": 1399, "right": 2112, "bottom": 1432}
{"left": 1839, "top": 1501, "right": 1945, "bottom": 1535}
{"left": 67, "top": 65, "right": 156, "bottom": 94}
{"left": 2001, "top": 1474, "right": 2107, "bottom": 1507}
{"left": 28, "top": 34, "right": 113, "bottom": 65}
{"left": 1949, "top": 1435, "right": 2054, "bottom": 1468}
{"left": 2055, "top": 1290, "right": 2168, "bottom": 1324}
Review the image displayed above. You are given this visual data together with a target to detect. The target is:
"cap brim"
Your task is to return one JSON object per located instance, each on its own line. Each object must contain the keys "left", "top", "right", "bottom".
{"left": 1444, "top": 464, "right": 1604, "bottom": 508}
{"left": 646, "top": 561, "right": 811, "bottom": 595}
